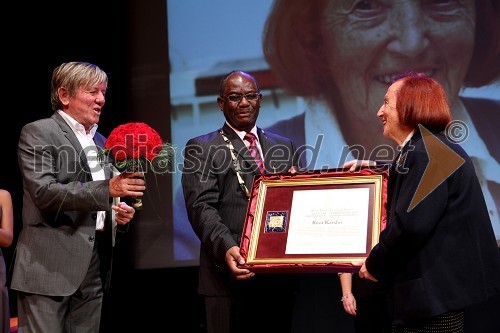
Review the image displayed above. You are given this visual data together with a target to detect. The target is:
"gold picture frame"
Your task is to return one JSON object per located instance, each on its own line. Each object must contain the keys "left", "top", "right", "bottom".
{"left": 239, "top": 167, "right": 389, "bottom": 273}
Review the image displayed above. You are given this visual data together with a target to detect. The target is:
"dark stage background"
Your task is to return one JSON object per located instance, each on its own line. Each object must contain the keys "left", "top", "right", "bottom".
{"left": 3, "top": 0, "right": 499, "bottom": 332}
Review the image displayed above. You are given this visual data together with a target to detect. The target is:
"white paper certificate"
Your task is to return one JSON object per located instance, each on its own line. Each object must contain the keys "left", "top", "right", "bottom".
{"left": 285, "top": 188, "right": 369, "bottom": 254}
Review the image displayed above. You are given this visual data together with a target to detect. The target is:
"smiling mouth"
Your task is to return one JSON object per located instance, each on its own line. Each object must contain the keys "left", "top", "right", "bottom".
{"left": 375, "top": 69, "right": 435, "bottom": 85}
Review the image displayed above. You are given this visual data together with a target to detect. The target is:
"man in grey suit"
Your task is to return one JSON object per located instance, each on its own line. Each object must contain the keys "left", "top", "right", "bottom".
{"left": 10, "top": 62, "right": 145, "bottom": 332}
{"left": 182, "top": 71, "right": 302, "bottom": 333}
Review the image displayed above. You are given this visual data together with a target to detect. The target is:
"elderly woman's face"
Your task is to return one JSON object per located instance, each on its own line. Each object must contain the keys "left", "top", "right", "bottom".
{"left": 322, "top": 0, "right": 475, "bottom": 123}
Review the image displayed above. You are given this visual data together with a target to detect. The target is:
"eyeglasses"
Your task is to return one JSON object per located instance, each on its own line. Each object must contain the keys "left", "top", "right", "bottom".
{"left": 220, "top": 93, "right": 260, "bottom": 103}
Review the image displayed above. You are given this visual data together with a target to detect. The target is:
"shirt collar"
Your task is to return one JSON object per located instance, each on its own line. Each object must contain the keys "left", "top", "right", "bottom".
{"left": 225, "top": 121, "right": 258, "bottom": 142}
{"left": 58, "top": 110, "right": 98, "bottom": 137}
{"left": 400, "top": 130, "right": 415, "bottom": 150}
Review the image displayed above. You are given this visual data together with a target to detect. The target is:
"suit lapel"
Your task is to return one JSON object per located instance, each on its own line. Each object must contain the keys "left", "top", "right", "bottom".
{"left": 388, "top": 146, "right": 405, "bottom": 221}
{"left": 51, "top": 112, "right": 92, "bottom": 180}
{"left": 222, "top": 123, "right": 245, "bottom": 152}
{"left": 388, "top": 132, "right": 421, "bottom": 221}
{"left": 259, "top": 128, "right": 277, "bottom": 172}
{"left": 95, "top": 144, "right": 113, "bottom": 180}
{"left": 221, "top": 123, "right": 261, "bottom": 176}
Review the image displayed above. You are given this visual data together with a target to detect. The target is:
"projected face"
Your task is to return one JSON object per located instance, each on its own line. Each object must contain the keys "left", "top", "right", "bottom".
{"left": 217, "top": 72, "right": 262, "bottom": 133}
{"left": 322, "top": 0, "right": 475, "bottom": 139}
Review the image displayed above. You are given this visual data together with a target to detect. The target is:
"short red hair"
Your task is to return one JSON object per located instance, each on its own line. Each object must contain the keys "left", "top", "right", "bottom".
{"left": 395, "top": 72, "right": 452, "bottom": 132}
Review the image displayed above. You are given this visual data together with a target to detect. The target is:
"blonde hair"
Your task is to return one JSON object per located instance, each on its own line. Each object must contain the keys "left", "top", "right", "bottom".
{"left": 50, "top": 62, "right": 108, "bottom": 111}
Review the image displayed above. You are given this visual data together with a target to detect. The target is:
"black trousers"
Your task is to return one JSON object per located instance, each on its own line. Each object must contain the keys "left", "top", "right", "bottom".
{"left": 204, "top": 274, "right": 298, "bottom": 333}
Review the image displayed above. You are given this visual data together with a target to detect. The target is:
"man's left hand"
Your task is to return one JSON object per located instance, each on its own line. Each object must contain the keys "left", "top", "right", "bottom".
{"left": 112, "top": 202, "right": 135, "bottom": 225}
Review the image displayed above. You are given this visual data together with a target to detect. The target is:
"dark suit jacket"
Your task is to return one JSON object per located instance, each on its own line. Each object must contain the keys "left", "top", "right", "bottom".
{"left": 10, "top": 112, "right": 114, "bottom": 296}
{"left": 181, "top": 123, "right": 301, "bottom": 295}
{"left": 366, "top": 129, "right": 500, "bottom": 324}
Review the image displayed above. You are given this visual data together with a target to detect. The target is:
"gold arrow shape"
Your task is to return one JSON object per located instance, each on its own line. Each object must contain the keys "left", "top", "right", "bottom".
{"left": 408, "top": 125, "right": 465, "bottom": 211}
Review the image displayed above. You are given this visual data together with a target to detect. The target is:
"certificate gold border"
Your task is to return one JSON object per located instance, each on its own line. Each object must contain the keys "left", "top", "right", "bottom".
{"left": 244, "top": 173, "right": 385, "bottom": 270}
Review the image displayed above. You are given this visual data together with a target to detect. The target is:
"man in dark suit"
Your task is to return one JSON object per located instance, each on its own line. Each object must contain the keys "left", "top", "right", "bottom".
{"left": 10, "top": 62, "right": 145, "bottom": 332}
{"left": 182, "top": 71, "right": 301, "bottom": 333}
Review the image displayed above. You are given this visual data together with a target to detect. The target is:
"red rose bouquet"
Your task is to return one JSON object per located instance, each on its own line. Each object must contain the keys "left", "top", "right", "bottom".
{"left": 99, "top": 122, "right": 174, "bottom": 209}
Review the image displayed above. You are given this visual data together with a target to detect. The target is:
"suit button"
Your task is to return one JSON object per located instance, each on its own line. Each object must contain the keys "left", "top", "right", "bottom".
{"left": 91, "top": 213, "right": 97, "bottom": 219}
{"left": 89, "top": 235, "right": 95, "bottom": 242}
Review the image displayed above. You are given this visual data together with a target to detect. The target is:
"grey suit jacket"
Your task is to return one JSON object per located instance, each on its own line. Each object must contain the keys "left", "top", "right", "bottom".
{"left": 10, "top": 112, "right": 114, "bottom": 296}
{"left": 181, "top": 123, "right": 301, "bottom": 296}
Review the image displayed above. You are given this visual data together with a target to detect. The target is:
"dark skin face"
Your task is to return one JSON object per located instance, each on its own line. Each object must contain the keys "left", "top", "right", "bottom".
{"left": 217, "top": 72, "right": 262, "bottom": 132}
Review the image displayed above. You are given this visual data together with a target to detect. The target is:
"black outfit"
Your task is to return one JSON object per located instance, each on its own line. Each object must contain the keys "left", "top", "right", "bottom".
{"left": 265, "top": 97, "right": 500, "bottom": 333}
{"left": 351, "top": 275, "right": 391, "bottom": 333}
{"left": 366, "top": 128, "right": 500, "bottom": 327}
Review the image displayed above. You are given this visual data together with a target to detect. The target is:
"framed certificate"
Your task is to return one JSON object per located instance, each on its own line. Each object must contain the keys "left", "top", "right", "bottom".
{"left": 239, "top": 166, "right": 389, "bottom": 273}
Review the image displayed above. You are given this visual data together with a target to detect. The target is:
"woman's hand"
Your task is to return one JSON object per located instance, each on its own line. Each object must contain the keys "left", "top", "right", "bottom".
{"left": 359, "top": 263, "right": 378, "bottom": 282}
{"left": 341, "top": 292, "right": 357, "bottom": 316}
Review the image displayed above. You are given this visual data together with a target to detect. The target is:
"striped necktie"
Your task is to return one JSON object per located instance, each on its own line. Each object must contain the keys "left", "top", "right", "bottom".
{"left": 244, "top": 132, "right": 265, "bottom": 173}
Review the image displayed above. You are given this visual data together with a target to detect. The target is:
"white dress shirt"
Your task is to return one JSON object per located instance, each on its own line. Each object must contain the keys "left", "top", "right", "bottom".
{"left": 225, "top": 122, "right": 264, "bottom": 159}
{"left": 58, "top": 110, "right": 107, "bottom": 231}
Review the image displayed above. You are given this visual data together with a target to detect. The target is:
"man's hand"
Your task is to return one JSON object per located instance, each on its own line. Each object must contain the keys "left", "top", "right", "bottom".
{"left": 109, "top": 172, "right": 146, "bottom": 198}
{"left": 225, "top": 246, "right": 255, "bottom": 280}
{"left": 112, "top": 202, "right": 135, "bottom": 225}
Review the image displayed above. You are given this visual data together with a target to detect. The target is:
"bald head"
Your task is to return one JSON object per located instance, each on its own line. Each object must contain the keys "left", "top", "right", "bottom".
{"left": 219, "top": 71, "right": 259, "bottom": 96}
